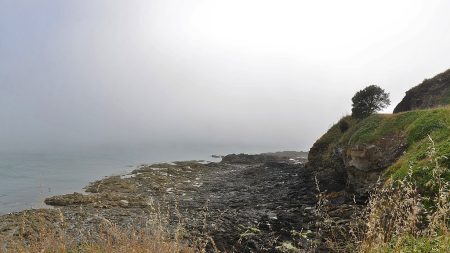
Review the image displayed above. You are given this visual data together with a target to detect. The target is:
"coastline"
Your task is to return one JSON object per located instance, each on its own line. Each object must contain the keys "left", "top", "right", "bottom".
{"left": 0, "top": 151, "right": 311, "bottom": 252}
{"left": 0, "top": 150, "right": 226, "bottom": 215}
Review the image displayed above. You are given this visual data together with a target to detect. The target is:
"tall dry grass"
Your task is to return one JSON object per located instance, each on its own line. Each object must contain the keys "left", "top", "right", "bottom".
{"left": 0, "top": 202, "right": 211, "bottom": 253}
{"left": 315, "top": 136, "right": 449, "bottom": 252}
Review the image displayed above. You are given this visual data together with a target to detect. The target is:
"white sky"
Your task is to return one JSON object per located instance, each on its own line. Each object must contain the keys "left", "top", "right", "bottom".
{"left": 1, "top": 0, "right": 450, "bottom": 153}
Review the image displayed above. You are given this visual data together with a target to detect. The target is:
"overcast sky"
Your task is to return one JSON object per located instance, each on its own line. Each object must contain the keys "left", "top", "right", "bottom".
{"left": 1, "top": 0, "right": 450, "bottom": 153}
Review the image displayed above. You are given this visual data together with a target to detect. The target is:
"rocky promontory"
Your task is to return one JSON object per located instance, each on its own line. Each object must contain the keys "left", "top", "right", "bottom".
{"left": 394, "top": 68, "right": 450, "bottom": 113}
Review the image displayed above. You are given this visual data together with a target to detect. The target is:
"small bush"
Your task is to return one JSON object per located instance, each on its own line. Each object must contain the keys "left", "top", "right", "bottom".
{"left": 338, "top": 118, "right": 350, "bottom": 133}
{"left": 351, "top": 85, "right": 391, "bottom": 119}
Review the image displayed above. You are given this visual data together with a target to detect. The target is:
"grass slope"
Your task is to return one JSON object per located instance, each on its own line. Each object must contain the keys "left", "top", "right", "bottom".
{"left": 314, "top": 106, "right": 450, "bottom": 189}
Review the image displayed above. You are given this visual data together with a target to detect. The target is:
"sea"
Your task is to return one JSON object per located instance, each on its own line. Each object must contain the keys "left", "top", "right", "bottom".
{"left": 0, "top": 145, "right": 237, "bottom": 215}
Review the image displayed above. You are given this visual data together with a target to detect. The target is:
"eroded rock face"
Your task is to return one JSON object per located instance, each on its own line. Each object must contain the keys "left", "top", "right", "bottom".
{"left": 345, "top": 145, "right": 383, "bottom": 171}
{"left": 309, "top": 153, "right": 347, "bottom": 193}
{"left": 343, "top": 145, "right": 387, "bottom": 196}
{"left": 343, "top": 136, "right": 407, "bottom": 197}
{"left": 307, "top": 140, "right": 347, "bottom": 193}
{"left": 308, "top": 134, "right": 407, "bottom": 197}
{"left": 394, "top": 69, "right": 450, "bottom": 113}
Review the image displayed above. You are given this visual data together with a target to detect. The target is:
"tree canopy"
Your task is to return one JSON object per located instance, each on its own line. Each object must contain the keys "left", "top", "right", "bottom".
{"left": 351, "top": 85, "right": 391, "bottom": 119}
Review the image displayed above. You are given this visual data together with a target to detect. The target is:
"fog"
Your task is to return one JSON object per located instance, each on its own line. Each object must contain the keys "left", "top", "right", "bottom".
{"left": 1, "top": 0, "right": 450, "bottom": 154}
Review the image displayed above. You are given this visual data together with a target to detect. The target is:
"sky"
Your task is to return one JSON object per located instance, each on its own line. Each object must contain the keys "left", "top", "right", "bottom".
{"left": 1, "top": 0, "right": 450, "bottom": 154}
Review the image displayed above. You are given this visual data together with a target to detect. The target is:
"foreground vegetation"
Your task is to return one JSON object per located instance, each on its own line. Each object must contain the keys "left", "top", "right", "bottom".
{"left": 314, "top": 106, "right": 450, "bottom": 252}
{"left": 359, "top": 136, "right": 449, "bottom": 252}
{"left": 0, "top": 207, "right": 205, "bottom": 253}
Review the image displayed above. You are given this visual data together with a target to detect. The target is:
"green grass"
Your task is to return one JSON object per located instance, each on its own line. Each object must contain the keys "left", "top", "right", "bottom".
{"left": 311, "top": 106, "right": 450, "bottom": 195}
{"left": 309, "top": 116, "right": 356, "bottom": 165}
{"left": 369, "top": 234, "right": 450, "bottom": 253}
{"left": 386, "top": 108, "right": 450, "bottom": 188}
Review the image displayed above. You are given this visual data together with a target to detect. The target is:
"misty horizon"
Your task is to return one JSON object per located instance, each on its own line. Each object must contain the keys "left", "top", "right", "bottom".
{"left": 2, "top": 0, "right": 450, "bottom": 153}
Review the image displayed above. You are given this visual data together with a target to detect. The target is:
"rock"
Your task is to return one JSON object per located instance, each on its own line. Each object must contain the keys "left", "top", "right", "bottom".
{"left": 3, "top": 154, "right": 320, "bottom": 252}
{"left": 222, "top": 152, "right": 308, "bottom": 165}
{"left": 307, "top": 145, "right": 348, "bottom": 192}
{"left": 308, "top": 128, "right": 407, "bottom": 197}
{"left": 118, "top": 200, "right": 129, "bottom": 207}
{"left": 276, "top": 241, "right": 302, "bottom": 253}
{"left": 394, "top": 68, "right": 450, "bottom": 113}
{"left": 44, "top": 192, "right": 96, "bottom": 206}
{"left": 343, "top": 136, "right": 407, "bottom": 197}
{"left": 221, "top": 153, "right": 279, "bottom": 164}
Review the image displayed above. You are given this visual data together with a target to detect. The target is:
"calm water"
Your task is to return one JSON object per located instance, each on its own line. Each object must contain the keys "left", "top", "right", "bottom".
{"left": 0, "top": 146, "right": 231, "bottom": 215}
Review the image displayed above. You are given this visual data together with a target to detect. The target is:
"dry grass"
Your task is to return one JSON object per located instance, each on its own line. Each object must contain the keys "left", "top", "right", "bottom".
{"left": 0, "top": 203, "right": 210, "bottom": 253}
{"left": 358, "top": 136, "right": 449, "bottom": 253}
{"left": 315, "top": 136, "right": 449, "bottom": 253}
{"left": 1, "top": 224, "right": 194, "bottom": 253}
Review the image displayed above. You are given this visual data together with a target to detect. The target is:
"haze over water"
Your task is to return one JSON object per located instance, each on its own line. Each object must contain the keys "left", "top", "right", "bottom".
{"left": 0, "top": 145, "right": 257, "bottom": 215}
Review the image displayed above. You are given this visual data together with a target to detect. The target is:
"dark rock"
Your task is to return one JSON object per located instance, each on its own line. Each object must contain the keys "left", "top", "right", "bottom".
{"left": 222, "top": 151, "right": 308, "bottom": 165}
{"left": 221, "top": 153, "right": 280, "bottom": 164}
{"left": 343, "top": 135, "right": 407, "bottom": 197}
{"left": 394, "top": 68, "right": 450, "bottom": 113}
{"left": 3, "top": 153, "right": 319, "bottom": 252}
{"left": 308, "top": 130, "right": 406, "bottom": 197}
{"left": 44, "top": 192, "right": 96, "bottom": 206}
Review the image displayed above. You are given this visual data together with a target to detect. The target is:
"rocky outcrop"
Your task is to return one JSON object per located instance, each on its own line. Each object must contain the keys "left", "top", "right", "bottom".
{"left": 342, "top": 137, "right": 406, "bottom": 196}
{"left": 308, "top": 147, "right": 347, "bottom": 193}
{"left": 308, "top": 129, "right": 407, "bottom": 197}
{"left": 221, "top": 152, "right": 307, "bottom": 165}
{"left": 44, "top": 192, "right": 149, "bottom": 208}
{"left": 221, "top": 153, "right": 281, "bottom": 164}
{"left": 394, "top": 69, "right": 450, "bottom": 113}
{"left": 307, "top": 123, "right": 349, "bottom": 193}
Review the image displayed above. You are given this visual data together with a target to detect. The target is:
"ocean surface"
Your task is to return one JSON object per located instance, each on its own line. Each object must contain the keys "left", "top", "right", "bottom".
{"left": 0, "top": 146, "right": 235, "bottom": 215}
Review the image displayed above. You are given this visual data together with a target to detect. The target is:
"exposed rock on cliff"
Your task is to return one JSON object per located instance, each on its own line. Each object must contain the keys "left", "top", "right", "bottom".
{"left": 308, "top": 106, "right": 450, "bottom": 198}
{"left": 342, "top": 136, "right": 406, "bottom": 196}
{"left": 394, "top": 69, "right": 450, "bottom": 113}
{"left": 309, "top": 134, "right": 406, "bottom": 197}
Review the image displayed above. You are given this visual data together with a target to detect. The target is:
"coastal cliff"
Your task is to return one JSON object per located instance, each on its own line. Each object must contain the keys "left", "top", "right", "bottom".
{"left": 394, "top": 69, "right": 450, "bottom": 113}
{"left": 307, "top": 69, "right": 450, "bottom": 252}
{"left": 309, "top": 71, "right": 450, "bottom": 199}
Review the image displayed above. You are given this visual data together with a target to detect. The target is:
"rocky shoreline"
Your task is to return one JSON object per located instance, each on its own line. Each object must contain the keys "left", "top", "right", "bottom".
{"left": 0, "top": 151, "right": 324, "bottom": 252}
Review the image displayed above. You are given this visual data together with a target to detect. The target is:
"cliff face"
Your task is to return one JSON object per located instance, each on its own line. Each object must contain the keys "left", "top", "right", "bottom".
{"left": 308, "top": 117, "right": 407, "bottom": 197}
{"left": 310, "top": 68, "right": 450, "bottom": 198}
{"left": 342, "top": 139, "right": 406, "bottom": 195}
{"left": 307, "top": 75, "right": 450, "bottom": 251}
{"left": 308, "top": 108, "right": 450, "bottom": 198}
{"left": 394, "top": 69, "right": 450, "bottom": 113}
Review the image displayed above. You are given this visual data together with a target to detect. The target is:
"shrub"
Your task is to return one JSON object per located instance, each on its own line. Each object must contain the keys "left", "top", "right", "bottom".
{"left": 338, "top": 118, "right": 350, "bottom": 133}
{"left": 351, "top": 85, "right": 391, "bottom": 119}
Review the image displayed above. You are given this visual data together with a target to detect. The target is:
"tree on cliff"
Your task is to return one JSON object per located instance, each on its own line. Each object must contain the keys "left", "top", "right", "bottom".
{"left": 352, "top": 85, "right": 391, "bottom": 119}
